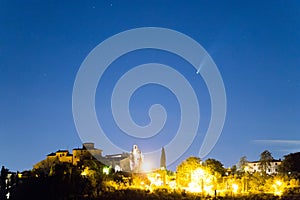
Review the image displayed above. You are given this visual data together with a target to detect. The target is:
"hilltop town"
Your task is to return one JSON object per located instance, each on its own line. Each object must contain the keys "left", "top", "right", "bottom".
{"left": 1, "top": 142, "right": 300, "bottom": 200}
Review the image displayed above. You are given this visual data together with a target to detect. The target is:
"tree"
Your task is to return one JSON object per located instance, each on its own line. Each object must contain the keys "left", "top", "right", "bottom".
{"left": 176, "top": 157, "right": 202, "bottom": 187}
{"left": 231, "top": 165, "right": 237, "bottom": 175}
{"left": 160, "top": 147, "right": 166, "bottom": 169}
{"left": 259, "top": 150, "right": 274, "bottom": 174}
{"left": 33, "top": 157, "right": 59, "bottom": 176}
{"left": 248, "top": 172, "right": 266, "bottom": 192}
{"left": 11, "top": 164, "right": 93, "bottom": 200}
{"left": 279, "top": 152, "right": 300, "bottom": 177}
{"left": 203, "top": 158, "right": 225, "bottom": 177}
{"left": 238, "top": 156, "right": 248, "bottom": 172}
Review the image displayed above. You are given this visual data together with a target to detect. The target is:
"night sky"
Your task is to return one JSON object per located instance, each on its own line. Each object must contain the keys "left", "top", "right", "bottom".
{"left": 1, "top": 1, "right": 300, "bottom": 171}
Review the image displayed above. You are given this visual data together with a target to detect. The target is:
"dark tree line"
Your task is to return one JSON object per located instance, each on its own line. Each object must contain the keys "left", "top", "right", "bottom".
{"left": 0, "top": 166, "right": 9, "bottom": 200}
{"left": 10, "top": 163, "right": 93, "bottom": 200}
{"left": 3, "top": 150, "right": 300, "bottom": 199}
{"left": 279, "top": 152, "right": 300, "bottom": 178}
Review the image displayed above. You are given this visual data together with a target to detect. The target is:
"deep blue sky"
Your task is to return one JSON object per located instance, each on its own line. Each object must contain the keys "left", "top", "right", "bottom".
{"left": 1, "top": 1, "right": 300, "bottom": 171}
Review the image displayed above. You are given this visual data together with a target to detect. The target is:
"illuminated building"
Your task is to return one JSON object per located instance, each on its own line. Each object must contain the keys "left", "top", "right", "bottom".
{"left": 34, "top": 143, "right": 102, "bottom": 170}
{"left": 72, "top": 142, "right": 102, "bottom": 165}
{"left": 104, "top": 152, "right": 130, "bottom": 172}
{"left": 130, "top": 145, "right": 143, "bottom": 172}
{"left": 33, "top": 142, "right": 132, "bottom": 172}
{"left": 245, "top": 159, "right": 281, "bottom": 175}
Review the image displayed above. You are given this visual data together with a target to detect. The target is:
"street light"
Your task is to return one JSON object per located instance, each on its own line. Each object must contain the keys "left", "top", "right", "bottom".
{"left": 103, "top": 166, "right": 110, "bottom": 175}
{"left": 232, "top": 184, "right": 238, "bottom": 194}
{"left": 273, "top": 180, "right": 283, "bottom": 196}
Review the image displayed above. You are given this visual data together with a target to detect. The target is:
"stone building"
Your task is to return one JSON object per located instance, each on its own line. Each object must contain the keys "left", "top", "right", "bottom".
{"left": 33, "top": 142, "right": 133, "bottom": 172}
{"left": 72, "top": 142, "right": 102, "bottom": 165}
{"left": 34, "top": 143, "right": 102, "bottom": 170}
{"left": 104, "top": 152, "right": 131, "bottom": 172}
{"left": 245, "top": 159, "right": 282, "bottom": 175}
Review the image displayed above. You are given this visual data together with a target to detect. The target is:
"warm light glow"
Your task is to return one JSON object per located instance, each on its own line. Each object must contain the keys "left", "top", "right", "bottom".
{"left": 81, "top": 167, "right": 89, "bottom": 176}
{"left": 168, "top": 180, "right": 176, "bottom": 189}
{"left": 276, "top": 180, "right": 282, "bottom": 186}
{"left": 192, "top": 168, "right": 205, "bottom": 178}
{"left": 142, "top": 161, "right": 152, "bottom": 172}
{"left": 188, "top": 182, "right": 201, "bottom": 193}
{"left": 185, "top": 168, "right": 215, "bottom": 195}
{"left": 273, "top": 180, "right": 284, "bottom": 196}
{"left": 147, "top": 173, "right": 163, "bottom": 187}
{"left": 103, "top": 166, "right": 110, "bottom": 175}
{"left": 232, "top": 184, "right": 238, "bottom": 193}
{"left": 204, "top": 185, "right": 213, "bottom": 194}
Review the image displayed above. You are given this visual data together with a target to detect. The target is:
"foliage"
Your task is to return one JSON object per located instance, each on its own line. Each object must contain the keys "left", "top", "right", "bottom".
{"left": 231, "top": 165, "right": 237, "bottom": 175}
{"left": 238, "top": 156, "right": 248, "bottom": 172}
{"left": 279, "top": 152, "right": 300, "bottom": 178}
{"left": 176, "top": 156, "right": 202, "bottom": 187}
{"left": 247, "top": 172, "right": 266, "bottom": 193}
{"left": 160, "top": 147, "right": 166, "bottom": 169}
{"left": 203, "top": 158, "right": 226, "bottom": 177}
{"left": 11, "top": 166, "right": 93, "bottom": 200}
{"left": 259, "top": 150, "right": 274, "bottom": 174}
{"left": 289, "top": 178, "right": 300, "bottom": 187}
{"left": 9, "top": 149, "right": 300, "bottom": 199}
{"left": 131, "top": 173, "right": 150, "bottom": 188}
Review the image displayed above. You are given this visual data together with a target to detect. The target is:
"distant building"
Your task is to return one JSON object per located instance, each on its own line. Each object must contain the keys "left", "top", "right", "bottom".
{"left": 33, "top": 142, "right": 132, "bottom": 172}
{"left": 245, "top": 159, "right": 281, "bottom": 175}
{"left": 130, "top": 145, "right": 143, "bottom": 172}
{"left": 34, "top": 143, "right": 102, "bottom": 170}
{"left": 104, "top": 152, "right": 131, "bottom": 172}
{"left": 72, "top": 142, "right": 102, "bottom": 165}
